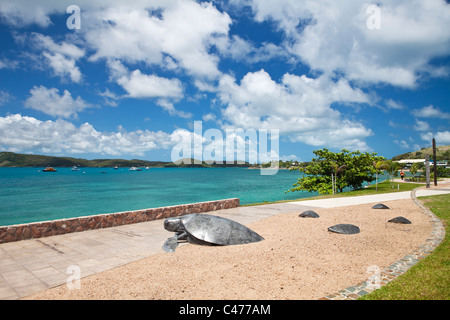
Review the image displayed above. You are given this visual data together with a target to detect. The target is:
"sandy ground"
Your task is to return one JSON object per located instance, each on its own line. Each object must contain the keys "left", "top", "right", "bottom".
{"left": 24, "top": 198, "right": 432, "bottom": 300}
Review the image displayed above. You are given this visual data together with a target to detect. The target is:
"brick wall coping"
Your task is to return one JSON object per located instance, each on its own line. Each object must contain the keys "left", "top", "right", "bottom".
{"left": 0, "top": 198, "right": 240, "bottom": 244}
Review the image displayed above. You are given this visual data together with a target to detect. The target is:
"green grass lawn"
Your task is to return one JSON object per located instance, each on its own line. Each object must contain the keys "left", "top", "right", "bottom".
{"left": 301, "top": 179, "right": 423, "bottom": 198}
{"left": 360, "top": 193, "right": 450, "bottom": 300}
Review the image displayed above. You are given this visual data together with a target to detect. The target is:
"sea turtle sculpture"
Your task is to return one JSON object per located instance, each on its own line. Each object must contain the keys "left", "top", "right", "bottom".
{"left": 298, "top": 210, "right": 319, "bottom": 218}
{"left": 372, "top": 203, "right": 390, "bottom": 209}
{"left": 388, "top": 216, "right": 411, "bottom": 224}
{"left": 162, "top": 213, "right": 264, "bottom": 252}
{"left": 328, "top": 224, "right": 360, "bottom": 235}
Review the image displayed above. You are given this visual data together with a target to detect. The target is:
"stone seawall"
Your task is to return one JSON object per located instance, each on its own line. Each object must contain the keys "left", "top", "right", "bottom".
{"left": 0, "top": 198, "right": 240, "bottom": 244}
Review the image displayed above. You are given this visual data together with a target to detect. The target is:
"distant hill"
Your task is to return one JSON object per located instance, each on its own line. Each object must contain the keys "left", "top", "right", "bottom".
{"left": 0, "top": 152, "right": 168, "bottom": 168}
{"left": 0, "top": 152, "right": 250, "bottom": 168}
{"left": 392, "top": 145, "right": 450, "bottom": 161}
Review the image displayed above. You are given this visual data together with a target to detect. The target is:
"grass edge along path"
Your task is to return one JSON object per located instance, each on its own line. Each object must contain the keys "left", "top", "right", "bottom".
{"left": 243, "top": 180, "right": 424, "bottom": 207}
{"left": 359, "top": 192, "right": 449, "bottom": 300}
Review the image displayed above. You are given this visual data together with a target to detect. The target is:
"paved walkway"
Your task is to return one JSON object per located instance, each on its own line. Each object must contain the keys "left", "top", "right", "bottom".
{"left": 1, "top": 185, "right": 449, "bottom": 300}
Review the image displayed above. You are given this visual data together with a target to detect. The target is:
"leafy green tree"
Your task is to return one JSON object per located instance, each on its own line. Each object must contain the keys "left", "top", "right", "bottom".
{"left": 436, "top": 166, "right": 450, "bottom": 177}
{"left": 287, "top": 148, "right": 385, "bottom": 195}
{"left": 410, "top": 162, "right": 423, "bottom": 181}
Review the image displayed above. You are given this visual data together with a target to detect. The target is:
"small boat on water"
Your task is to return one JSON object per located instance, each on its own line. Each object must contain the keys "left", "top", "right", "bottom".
{"left": 71, "top": 166, "right": 80, "bottom": 171}
{"left": 129, "top": 167, "right": 142, "bottom": 171}
{"left": 43, "top": 167, "right": 57, "bottom": 172}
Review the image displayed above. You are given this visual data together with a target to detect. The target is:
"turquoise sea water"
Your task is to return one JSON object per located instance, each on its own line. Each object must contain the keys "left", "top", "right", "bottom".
{"left": 0, "top": 167, "right": 302, "bottom": 226}
{"left": 0, "top": 167, "right": 387, "bottom": 226}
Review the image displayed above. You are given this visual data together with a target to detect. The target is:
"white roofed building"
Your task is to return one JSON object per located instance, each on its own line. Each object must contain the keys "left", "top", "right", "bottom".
{"left": 395, "top": 159, "right": 426, "bottom": 167}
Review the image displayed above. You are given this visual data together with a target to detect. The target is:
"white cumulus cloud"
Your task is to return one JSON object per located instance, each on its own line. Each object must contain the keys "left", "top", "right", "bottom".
{"left": 217, "top": 70, "right": 373, "bottom": 151}
{"left": 107, "top": 60, "right": 190, "bottom": 118}
{"left": 0, "top": 114, "right": 174, "bottom": 156}
{"left": 420, "top": 131, "right": 450, "bottom": 145}
{"left": 116, "top": 69, "right": 184, "bottom": 100}
{"left": 29, "top": 33, "right": 85, "bottom": 83}
{"left": 24, "top": 85, "right": 92, "bottom": 119}
{"left": 413, "top": 119, "right": 431, "bottom": 132}
{"left": 412, "top": 105, "right": 450, "bottom": 120}
{"left": 239, "top": 0, "right": 450, "bottom": 87}
{"left": 84, "top": 1, "right": 231, "bottom": 80}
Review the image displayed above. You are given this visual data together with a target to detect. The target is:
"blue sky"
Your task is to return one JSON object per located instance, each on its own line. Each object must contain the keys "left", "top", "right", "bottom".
{"left": 0, "top": 0, "right": 449, "bottom": 162}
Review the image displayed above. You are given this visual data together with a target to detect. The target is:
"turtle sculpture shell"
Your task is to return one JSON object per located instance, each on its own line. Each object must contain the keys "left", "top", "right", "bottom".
{"left": 172, "top": 213, "right": 264, "bottom": 246}
{"left": 388, "top": 216, "right": 411, "bottom": 224}
{"left": 298, "top": 210, "right": 319, "bottom": 218}
{"left": 182, "top": 213, "right": 264, "bottom": 245}
{"left": 328, "top": 223, "right": 360, "bottom": 235}
{"left": 372, "top": 203, "right": 390, "bottom": 209}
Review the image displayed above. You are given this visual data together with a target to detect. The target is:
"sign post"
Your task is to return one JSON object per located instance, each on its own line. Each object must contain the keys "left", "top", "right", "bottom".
{"left": 433, "top": 138, "right": 437, "bottom": 186}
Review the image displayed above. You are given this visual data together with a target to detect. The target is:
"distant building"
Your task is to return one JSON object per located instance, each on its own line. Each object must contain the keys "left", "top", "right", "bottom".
{"left": 430, "top": 160, "right": 449, "bottom": 169}
{"left": 395, "top": 159, "right": 449, "bottom": 169}
{"left": 395, "top": 159, "right": 426, "bottom": 167}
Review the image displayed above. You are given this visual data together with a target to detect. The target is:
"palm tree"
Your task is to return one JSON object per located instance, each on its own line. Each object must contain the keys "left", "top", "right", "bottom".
{"left": 373, "top": 161, "right": 389, "bottom": 191}
{"left": 384, "top": 160, "right": 401, "bottom": 187}
{"left": 330, "top": 161, "right": 347, "bottom": 194}
{"left": 409, "top": 163, "right": 423, "bottom": 181}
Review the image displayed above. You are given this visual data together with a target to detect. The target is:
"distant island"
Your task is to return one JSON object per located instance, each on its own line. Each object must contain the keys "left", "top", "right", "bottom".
{"left": 392, "top": 145, "right": 450, "bottom": 161}
{"left": 0, "top": 151, "right": 304, "bottom": 169}
{"left": 0, "top": 151, "right": 251, "bottom": 168}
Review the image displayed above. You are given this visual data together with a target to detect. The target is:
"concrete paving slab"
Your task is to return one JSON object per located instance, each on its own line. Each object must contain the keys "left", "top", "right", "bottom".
{"left": 289, "top": 191, "right": 412, "bottom": 208}
{"left": 416, "top": 188, "right": 450, "bottom": 197}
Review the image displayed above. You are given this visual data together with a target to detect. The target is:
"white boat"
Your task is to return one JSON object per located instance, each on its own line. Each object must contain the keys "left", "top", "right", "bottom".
{"left": 71, "top": 166, "right": 80, "bottom": 171}
{"left": 129, "top": 167, "right": 142, "bottom": 171}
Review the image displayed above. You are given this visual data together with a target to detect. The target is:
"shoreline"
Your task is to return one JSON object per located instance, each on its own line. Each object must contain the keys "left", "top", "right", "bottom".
{"left": 0, "top": 178, "right": 416, "bottom": 229}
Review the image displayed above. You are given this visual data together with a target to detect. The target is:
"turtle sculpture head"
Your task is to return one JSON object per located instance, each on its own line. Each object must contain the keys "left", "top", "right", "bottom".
{"left": 162, "top": 213, "right": 264, "bottom": 252}
{"left": 164, "top": 217, "right": 183, "bottom": 232}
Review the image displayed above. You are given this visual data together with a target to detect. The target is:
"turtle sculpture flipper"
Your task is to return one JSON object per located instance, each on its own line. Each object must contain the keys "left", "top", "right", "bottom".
{"left": 162, "top": 219, "right": 188, "bottom": 252}
{"left": 163, "top": 213, "right": 264, "bottom": 251}
{"left": 162, "top": 235, "right": 179, "bottom": 252}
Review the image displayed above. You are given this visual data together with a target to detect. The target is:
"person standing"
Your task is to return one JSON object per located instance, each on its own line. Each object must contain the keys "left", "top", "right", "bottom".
{"left": 400, "top": 170, "right": 405, "bottom": 180}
